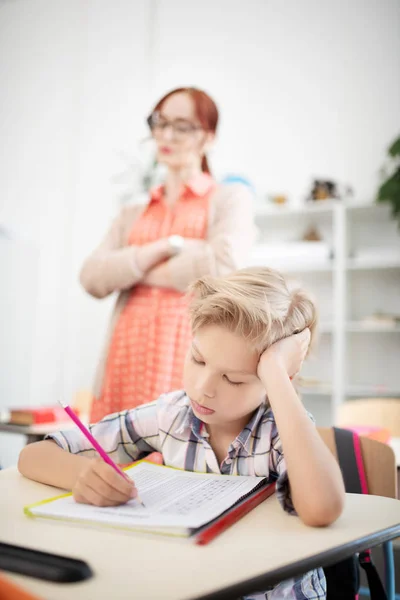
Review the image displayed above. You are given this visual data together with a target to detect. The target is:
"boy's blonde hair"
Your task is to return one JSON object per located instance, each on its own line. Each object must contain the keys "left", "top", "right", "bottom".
{"left": 188, "top": 267, "right": 318, "bottom": 352}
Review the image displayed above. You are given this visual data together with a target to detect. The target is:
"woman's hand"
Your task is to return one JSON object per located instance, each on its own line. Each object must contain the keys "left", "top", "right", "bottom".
{"left": 135, "top": 239, "right": 172, "bottom": 275}
{"left": 257, "top": 328, "right": 311, "bottom": 383}
{"left": 72, "top": 458, "right": 138, "bottom": 507}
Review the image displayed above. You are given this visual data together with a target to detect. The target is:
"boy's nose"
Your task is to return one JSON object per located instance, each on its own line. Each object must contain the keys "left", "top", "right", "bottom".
{"left": 200, "top": 390, "right": 215, "bottom": 400}
{"left": 197, "top": 374, "right": 216, "bottom": 400}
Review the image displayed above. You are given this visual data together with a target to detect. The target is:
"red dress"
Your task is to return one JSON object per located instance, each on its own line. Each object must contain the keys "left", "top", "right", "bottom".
{"left": 90, "top": 175, "right": 215, "bottom": 422}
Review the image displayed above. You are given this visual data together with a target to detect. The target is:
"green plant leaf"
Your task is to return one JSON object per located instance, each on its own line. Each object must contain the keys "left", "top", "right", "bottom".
{"left": 376, "top": 167, "right": 400, "bottom": 227}
{"left": 388, "top": 135, "right": 400, "bottom": 157}
{"left": 376, "top": 137, "right": 400, "bottom": 227}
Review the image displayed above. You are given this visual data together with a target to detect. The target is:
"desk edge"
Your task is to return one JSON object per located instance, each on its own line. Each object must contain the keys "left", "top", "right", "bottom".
{"left": 191, "top": 523, "right": 400, "bottom": 600}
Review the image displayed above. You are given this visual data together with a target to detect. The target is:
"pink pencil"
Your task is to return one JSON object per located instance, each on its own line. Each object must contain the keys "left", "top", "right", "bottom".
{"left": 59, "top": 399, "right": 144, "bottom": 506}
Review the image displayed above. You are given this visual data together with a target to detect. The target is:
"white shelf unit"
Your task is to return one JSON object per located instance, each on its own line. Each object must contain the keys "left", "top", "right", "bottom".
{"left": 250, "top": 201, "right": 400, "bottom": 426}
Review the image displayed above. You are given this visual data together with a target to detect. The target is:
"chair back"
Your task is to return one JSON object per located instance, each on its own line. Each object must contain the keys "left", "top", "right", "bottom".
{"left": 336, "top": 399, "right": 400, "bottom": 437}
{"left": 317, "top": 427, "right": 397, "bottom": 498}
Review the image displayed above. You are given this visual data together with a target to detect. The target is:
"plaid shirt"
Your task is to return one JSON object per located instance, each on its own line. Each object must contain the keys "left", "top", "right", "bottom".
{"left": 47, "top": 390, "right": 326, "bottom": 599}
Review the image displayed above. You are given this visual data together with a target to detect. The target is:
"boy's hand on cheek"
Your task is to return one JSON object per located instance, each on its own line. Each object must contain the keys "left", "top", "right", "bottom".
{"left": 257, "top": 328, "right": 311, "bottom": 385}
{"left": 72, "top": 458, "right": 138, "bottom": 507}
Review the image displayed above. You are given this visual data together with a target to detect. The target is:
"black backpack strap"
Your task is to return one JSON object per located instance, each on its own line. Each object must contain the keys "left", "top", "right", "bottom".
{"left": 333, "top": 427, "right": 366, "bottom": 493}
{"left": 324, "top": 556, "right": 359, "bottom": 599}
{"left": 359, "top": 549, "right": 388, "bottom": 599}
{"left": 333, "top": 427, "right": 388, "bottom": 600}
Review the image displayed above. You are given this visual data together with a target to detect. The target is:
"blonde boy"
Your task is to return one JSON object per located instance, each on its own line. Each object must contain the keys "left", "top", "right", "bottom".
{"left": 19, "top": 267, "right": 345, "bottom": 599}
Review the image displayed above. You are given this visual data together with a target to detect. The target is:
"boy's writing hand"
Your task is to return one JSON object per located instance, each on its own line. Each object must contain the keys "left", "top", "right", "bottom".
{"left": 72, "top": 457, "right": 138, "bottom": 507}
{"left": 257, "top": 328, "right": 311, "bottom": 384}
{"left": 144, "top": 451, "right": 164, "bottom": 465}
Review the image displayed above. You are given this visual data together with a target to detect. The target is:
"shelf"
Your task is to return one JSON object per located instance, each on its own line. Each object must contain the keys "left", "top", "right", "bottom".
{"left": 319, "top": 322, "right": 400, "bottom": 333}
{"left": 249, "top": 258, "right": 334, "bottom": 273}
{"left": 347, "top": 257, "right": 400, "bottom": 270}
{"left": 345, "top": 202, "right": 391, "bottom": 215}
{"left": 254, "top": 200, "right": 381, "bottom": 219}
{"left": 254, "top": 200, "right": 336, "bottom": 218}
{"left": 298, "top": 383, "right": 400, "bottom": 398}
{"left": 344, "top": 202, "right": 375, "bottom": 211}
{"left": 279, "top": 262, "right": 333, "bottom": 274}
{"left": 346, "top": 386, "right": 400, "bottom": 398}
{"left": 346, "top": 321, "right": 400, "bottom": 333}
{"left": 253, "top": 201, "right": 400, "bottom": 411}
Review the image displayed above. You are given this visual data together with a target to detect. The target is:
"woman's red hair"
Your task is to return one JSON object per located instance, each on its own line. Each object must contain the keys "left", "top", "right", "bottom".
{"left": 152, "top": 87, "right": 218, "bottom": 174}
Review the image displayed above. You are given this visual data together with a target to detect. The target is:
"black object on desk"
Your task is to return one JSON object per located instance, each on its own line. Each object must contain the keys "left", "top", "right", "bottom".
{"left": 0, "top": 542, "right": 93, "bottom": 582}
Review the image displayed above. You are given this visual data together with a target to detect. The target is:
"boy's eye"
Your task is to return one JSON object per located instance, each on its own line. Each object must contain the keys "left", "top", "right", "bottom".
{"left": 191, "top": 355, "right": 205, "bottom": 366}
{"left": 223, "top": 375, "right": 244, "bottom": 386}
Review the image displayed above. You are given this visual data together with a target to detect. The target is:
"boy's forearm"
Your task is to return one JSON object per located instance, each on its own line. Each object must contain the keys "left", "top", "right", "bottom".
{"left": 18, "top": 440, "right": 91, "bottom": 491}
{"left": 259, "top": 363, "right": 345, "bottom": 526}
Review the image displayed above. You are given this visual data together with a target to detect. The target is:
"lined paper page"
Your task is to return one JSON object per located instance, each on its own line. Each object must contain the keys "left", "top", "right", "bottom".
{"left": 29, "top": 462, "right": 266, "bottom": 530}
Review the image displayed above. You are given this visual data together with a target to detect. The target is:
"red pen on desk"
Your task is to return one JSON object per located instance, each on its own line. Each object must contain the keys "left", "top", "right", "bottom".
{"left": 194, "top": 482, "right": 276, "bottom": 546}
{"left": 58, "top": 399, "right": 145, "bottom": 506}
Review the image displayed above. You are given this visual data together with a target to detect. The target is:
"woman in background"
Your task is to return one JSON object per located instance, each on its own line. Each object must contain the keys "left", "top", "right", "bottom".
{"left": 80, "top": 87, "right": 256, "bottom": 422}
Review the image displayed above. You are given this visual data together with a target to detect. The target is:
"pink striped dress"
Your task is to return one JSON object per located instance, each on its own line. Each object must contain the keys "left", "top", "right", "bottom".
{"left": 90, "top": 175, "right": 215, "bottom": 422}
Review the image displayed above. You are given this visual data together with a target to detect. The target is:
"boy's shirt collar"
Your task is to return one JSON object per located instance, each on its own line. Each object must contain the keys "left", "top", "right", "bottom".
{"left": 235, "top": 404, "right": 267, "bottom": 451}
{"left": 188, "top": 401, "right": 267, "bottom": 455}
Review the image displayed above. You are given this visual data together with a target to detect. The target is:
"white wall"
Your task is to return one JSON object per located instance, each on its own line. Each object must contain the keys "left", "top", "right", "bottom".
{"left": 152, "top": 0, "right": 400, "bottom": 201}
{"left": 63, "top": 0, "right": 153, "bottom": 402}
{"left": 0, "top": 0, "right": 87, "bottom": 466}
{"left": 0, "top": 0, "right": 152, "bottom": 466}
{"left": 0, "top": 0, "right": 399, "bottom": 466}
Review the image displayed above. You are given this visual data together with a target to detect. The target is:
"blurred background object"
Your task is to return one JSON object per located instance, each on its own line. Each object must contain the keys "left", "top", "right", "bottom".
{"left": 376, "top": 134, "right": 400, "bottom": 227}
{"left": 305, "top": 179, "right": 354, "bottom": 202}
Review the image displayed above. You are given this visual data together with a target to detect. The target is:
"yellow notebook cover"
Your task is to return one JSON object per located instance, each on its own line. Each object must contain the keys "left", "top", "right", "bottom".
{"left": 24, "top": 461, "right": 267, "bottom": 538}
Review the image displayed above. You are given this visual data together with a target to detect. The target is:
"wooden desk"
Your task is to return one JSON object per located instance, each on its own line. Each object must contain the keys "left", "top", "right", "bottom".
{"left": 1, "top": 468, "right": 400, "bottom": 600}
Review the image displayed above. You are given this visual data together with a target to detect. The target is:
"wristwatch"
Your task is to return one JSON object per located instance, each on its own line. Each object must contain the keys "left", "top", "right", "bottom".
{"left": 167, "top": 235, "right": 184, "bottom": 256}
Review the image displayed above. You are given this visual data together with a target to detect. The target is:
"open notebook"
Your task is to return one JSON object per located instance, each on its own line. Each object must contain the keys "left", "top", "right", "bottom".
{"left": 25, "top": 461, "right": 275, "bottom": 540}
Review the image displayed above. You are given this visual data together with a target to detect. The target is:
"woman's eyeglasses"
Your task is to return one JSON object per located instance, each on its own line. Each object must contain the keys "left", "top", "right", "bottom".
{"left": 147, "top": 112, "right": 202, "bottom": 139}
